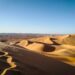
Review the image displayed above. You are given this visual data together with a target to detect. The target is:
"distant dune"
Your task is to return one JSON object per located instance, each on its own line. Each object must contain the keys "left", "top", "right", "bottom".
{"left": 29, "top": 36, "right": 53, "bottom": 44}
{"left": 17, "top": 36, "right": 55, "bottom": 53}
{"left": 17, "top": 40, "right": 28, "bottom": 47}
{"left": 54, "top": 35, "right": 69, "bottom": 44}
{"left": 62, "top": 35, "right": 75, "bottom": 45}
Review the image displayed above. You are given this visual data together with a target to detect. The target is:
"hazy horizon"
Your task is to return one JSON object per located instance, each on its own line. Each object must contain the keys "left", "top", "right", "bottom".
{"left": 0, "top": 0, "right": 75, "bottom": 34}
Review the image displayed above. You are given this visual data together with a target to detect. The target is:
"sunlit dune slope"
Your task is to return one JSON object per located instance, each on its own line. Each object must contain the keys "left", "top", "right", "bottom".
{"left": 25, "top": 43, "right": 44, "bottom": 52}
{"left": 56, "top": 35, "right": 69, "bottom": 39}
{"left": 54, "top": 35, "right": 69, "bottom": 44}
{"left": 17, "top": 40, "right": 28, "bottom": 47}
{"left": 18, "top": 41, "right": 55, "bottom": 53}
{"left": 62, "top": 35, "right": 75, "bottom": 46}
{"left": 16, "top": 35, "right": 75, "bottom": 67}
{"left": 29, "top": 36, "right": 53, "bottom": 44}
{"left": 26, "top": 43, "right": 55, "bottom": 52}
{"left": 17, "top": 36, "right": 56, "bottom": 53}
{"left": 0, "top": 34, "right": 75, "bottom": 75}
{"left": 50, "top": 49, "right": 75, "bottom": 66}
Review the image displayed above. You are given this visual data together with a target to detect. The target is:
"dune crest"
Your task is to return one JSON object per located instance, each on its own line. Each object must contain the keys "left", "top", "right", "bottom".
{"left": 29, "top": 36, "right": 53, "bottom": 44}
{"left": 62, "top": 35, "right": 75, "bottom": 45}
{"left": 0, "top": 48, "right": 17, "bottom": 75}
{"left": 17, "top": 36, "right": 56, "bottom": 53}
{"left": 0, "top": 34, "right": 75, "bottom": 75}
{"left": 26, "top": 43, "right": 44, "bottom": 52}
{"left": 17, "top": 35, "right": 75, "bottom": 67}
{"left": 17, "top": 40, "right": 28, "bottom": 47}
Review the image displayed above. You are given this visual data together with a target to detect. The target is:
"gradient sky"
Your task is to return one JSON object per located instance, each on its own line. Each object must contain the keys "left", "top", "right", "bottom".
{"left": 0, "top": 0, "right": 75, "bottom": 34}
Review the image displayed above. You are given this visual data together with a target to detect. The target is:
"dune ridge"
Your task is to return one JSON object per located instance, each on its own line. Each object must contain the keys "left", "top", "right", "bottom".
{"left": 29, "top": 36, "right": 53, "bottom": 44}
{"left": 0, "top": 48, "right": 17, "bottom": 75}
{"left": 0, "top": 34, "right": 75, "bottom": 75}
{"left": 17, "top": 35, "right": 75, "bottom": 67}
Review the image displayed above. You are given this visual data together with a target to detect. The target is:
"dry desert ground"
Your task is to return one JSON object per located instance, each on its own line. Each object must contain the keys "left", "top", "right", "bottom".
{"left": 0, "top": 34, "right": 75, "bottom": 75}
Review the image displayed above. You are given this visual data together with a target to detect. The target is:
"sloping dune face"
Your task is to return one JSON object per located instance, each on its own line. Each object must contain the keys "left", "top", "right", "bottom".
{"left": 29, "top": 36, "right": 53, "bottom": 44}
{"left": 17, "top": 40, "right": 28, "bottom": 47}
{"left": 1, "top": 35, "right": 75, "bottom": 75}
{"left": 54, "top": 35, "right": 69, "bottom": 44}
{"left": 56, "top": 35, "right": 69, "bottom": 40}
{"left": 17, "top": 36, "right": 55, "bottom": 53}
{"left": 25, "top": 43, "right": 55, "bottom": 52}
{"left": 17, "top": 35, "right": 75, "bottom": 66}
{"left": 26, "top": 43, "right": 44, "bottom": 52}
{"left": 62, "top": 35, "right": 75, "bottom": 46}
{"left": 50, "top": 49, "right": 75, "bottom": 66}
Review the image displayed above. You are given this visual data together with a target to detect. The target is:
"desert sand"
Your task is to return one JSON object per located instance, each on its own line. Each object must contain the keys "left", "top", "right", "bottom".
{"left": 0, "top": 48, "right": 18, "bottom": 75}
{"left": 0, "top": 34, "right": 75, "bottom": 75}
{"left": 17, "top": 35, "right": 75, "bottom": 66}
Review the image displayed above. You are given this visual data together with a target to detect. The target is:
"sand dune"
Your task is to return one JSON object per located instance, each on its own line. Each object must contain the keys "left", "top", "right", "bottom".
{"left": 17, "top": 35, "right": 75, "bottom": 67}
{"left": 17, "top": 36, "right": 55, "bottom": 53}
{"left": 17, "top": 40, "right": 28, "bottom": 47}
{"left": 29, "top": 36, "right": 53, "bottom": 44}
{"left": 25, "top": 43, "right": 44, "bottom": 52}
{"left": 18, "top": 41, "right": 55, "bottom": 53}
{"left": 0, "top": 35, "right": 75, "bottom": 75}
{"left": 55, "top": 35, "right": 69, "bottom": 40}
{"left": 0, "top": 48, "right": 17, "bottom": 75}
{"left": 62, "top": 35, "right": 75, "bottom": 45}
{"left": 50, "top": 48, "right": 75, "bottom": 66}
{"left": 4, "top": 46, "right": 75, "bottom": 75}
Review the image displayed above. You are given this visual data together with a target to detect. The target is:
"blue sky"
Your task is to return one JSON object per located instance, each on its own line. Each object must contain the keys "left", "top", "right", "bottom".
{"left": 0, "top": 0, "right": 75, "bottom": 34}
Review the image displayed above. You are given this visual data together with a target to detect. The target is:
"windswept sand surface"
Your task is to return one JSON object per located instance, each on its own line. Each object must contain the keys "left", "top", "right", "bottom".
{"left": 29, "top": 36, "right": 53, "bottom": 44}
{"left": 17, "top": 35, "right": 75, "bottom": 66}
{"left": 0, "top": 35, "right": 75, "bottom": 75}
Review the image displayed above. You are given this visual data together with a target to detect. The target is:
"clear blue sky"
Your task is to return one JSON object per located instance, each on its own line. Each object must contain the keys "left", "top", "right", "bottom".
{"left": 0, "top": 0, "right": 75, "bottom": 34}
